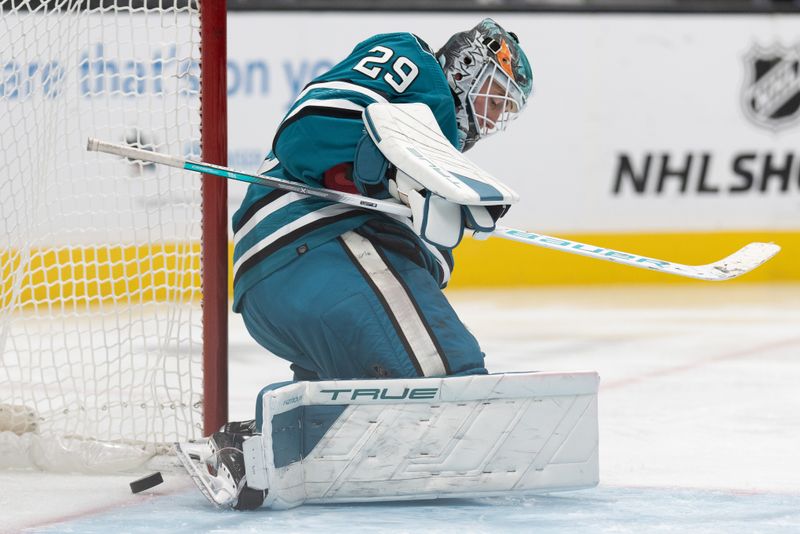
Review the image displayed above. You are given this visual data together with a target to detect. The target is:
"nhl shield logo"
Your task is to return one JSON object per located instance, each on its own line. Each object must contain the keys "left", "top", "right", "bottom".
{"left": 742, "top": 44, "right": 800, "bottom": 131}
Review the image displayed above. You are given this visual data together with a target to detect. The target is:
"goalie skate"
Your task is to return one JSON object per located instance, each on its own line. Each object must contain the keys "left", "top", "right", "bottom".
{"left": 175, "top": 427, "right": 266, "bottom": 510}
{"left": 175, "top": 440, "right": 235, "bottom": 508}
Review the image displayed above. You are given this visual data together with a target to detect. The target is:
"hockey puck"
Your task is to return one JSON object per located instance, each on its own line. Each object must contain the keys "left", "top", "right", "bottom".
{"left": 129, "top": 472, "right": 164, "bottom": 494}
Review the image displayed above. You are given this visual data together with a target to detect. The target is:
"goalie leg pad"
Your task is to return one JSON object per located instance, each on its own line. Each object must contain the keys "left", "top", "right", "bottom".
{"left": 245, "top": 371, "right": 600, "bottom": 509}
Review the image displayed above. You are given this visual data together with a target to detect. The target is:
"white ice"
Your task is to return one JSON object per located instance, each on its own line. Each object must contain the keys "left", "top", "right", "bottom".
{"left": 3, "top": 285, "right": 799, "bottom": 533}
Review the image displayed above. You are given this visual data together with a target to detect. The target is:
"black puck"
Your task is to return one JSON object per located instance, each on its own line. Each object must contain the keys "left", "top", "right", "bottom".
{"left": 130, "top": 472, "right": 164, "bottom": 494}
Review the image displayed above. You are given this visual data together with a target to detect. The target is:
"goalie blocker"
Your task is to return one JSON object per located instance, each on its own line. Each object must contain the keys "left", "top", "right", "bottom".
{"left": 176, "top": 371, "right": 599, "bottom": 510}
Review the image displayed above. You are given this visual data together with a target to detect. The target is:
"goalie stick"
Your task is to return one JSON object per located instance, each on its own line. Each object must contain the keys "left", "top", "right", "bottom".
{"left": 86, "top": 138, "right": 780, "bottom": 281}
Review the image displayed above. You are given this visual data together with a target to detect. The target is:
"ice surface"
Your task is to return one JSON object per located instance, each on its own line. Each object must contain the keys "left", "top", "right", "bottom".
{"left": 4, "top": 285, "right": 800, "bottom": 533}
{"left": 23, "top": 488, "right": 800, "bottom": 534}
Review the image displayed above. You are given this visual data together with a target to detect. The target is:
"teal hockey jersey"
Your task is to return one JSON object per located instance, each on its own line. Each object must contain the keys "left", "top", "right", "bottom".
{"left": 232, "top": 33, "right": 459, "bottom": 311}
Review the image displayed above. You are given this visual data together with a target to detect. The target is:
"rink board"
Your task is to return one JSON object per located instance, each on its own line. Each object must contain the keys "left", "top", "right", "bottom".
{"left": 4, "top": 11, "right": 800, "bottom": 308}
{"left": 4, "top": 228, "right": 796, "bottom": 311}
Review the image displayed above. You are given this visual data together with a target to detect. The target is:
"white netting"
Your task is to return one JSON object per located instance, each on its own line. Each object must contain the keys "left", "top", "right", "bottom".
{"left": 0, "top": 0, "right": 206, "bottom": 472}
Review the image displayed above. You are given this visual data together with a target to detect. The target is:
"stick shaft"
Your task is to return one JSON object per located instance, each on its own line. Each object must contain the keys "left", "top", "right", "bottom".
{"left": 86, "top": 138, "right": 412, "bottom": 217}
{"left": 87, "top": 138, "right": 779, "bottom": 281}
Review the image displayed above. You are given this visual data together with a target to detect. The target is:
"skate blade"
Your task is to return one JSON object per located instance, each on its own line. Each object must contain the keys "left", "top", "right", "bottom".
{"left": 174, "top": 440, "right": 237, "bottom": 508}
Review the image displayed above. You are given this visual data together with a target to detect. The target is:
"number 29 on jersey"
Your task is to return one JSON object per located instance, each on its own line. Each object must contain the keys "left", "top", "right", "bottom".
{"left": 353, "top": 46, "right": 419, "bottom": 93}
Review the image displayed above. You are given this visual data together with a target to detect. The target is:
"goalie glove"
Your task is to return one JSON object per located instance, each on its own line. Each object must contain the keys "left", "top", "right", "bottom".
{"left": 388, "top": 169, "right": 506, "bottom": 249}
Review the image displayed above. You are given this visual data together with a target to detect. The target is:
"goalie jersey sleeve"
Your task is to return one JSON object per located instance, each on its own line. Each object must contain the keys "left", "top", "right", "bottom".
{"left": 232, "top": 33, "right": 459, "bottom": 311}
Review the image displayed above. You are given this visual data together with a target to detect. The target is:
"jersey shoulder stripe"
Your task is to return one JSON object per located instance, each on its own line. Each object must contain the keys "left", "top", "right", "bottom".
{"left": 295, "top": 80, "right": 391, "bottom": 105}
{"left": 272, "top": 104, "right": 363, "bottom": 154}
{"left": 271, "top": 78, "right": 392, "bottom": 155}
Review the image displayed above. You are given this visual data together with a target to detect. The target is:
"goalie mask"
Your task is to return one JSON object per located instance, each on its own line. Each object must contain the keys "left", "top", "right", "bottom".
{"left": 437, "top": 19, "right": 533, "bottom": 152}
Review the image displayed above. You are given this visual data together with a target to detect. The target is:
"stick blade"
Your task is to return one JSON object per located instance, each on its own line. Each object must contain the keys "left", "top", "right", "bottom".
{"left": 696, "top": 242, "right": 781, "bottom": 281}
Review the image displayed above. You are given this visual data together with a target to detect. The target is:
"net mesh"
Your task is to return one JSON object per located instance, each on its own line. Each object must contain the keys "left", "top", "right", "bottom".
{"left": 0, "top": 0, "right": 205, "bottom": 472}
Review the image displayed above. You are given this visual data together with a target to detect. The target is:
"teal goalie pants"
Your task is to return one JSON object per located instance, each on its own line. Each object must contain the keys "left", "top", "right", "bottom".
{"left": 238, "top": 228, "right": 487, "bottom": 380}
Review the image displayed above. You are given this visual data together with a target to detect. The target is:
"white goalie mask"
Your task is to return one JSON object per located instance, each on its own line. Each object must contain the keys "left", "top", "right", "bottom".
{"left": 467, "top": 58, "right": 527, "bottom": 139}
{"left": 437, "top": 19, "right": 534, "bottom": 152}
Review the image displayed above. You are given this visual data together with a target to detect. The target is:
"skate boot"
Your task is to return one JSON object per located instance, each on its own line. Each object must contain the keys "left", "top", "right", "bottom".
{"left": 207, "top": 422, "right": 266, "bottom": 510}
{"left": 175, "top": 419, "right": 267, "bottom": 510}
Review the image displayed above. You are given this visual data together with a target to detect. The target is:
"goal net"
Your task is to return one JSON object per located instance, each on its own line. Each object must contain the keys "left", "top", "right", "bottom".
{"left": 0, "top": 0, "right": 227, "bottom": 472}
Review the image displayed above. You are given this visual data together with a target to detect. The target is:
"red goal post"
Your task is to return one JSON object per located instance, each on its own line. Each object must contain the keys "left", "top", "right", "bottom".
{"left": 201, "top": 0, "right": 229, "bottom": 440}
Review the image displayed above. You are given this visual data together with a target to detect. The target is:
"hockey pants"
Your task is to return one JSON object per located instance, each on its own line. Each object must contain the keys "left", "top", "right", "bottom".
{"left": 239, "top": 230, "right": 487, "bottom": 380}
